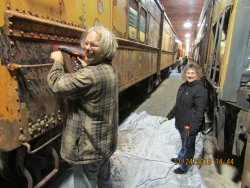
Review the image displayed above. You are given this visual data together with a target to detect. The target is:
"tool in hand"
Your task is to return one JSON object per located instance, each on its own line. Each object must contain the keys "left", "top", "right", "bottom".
{"left": 54, "top": 45, "right": 87, "bottom": 71}
{"left": 183, "top": 125, "right": 191, "bottom": 147}
{"left": 55, "top": 45, "right": 86, "bottom": 59}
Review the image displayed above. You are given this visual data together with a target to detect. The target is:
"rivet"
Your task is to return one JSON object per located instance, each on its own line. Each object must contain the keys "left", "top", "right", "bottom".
{"left": 20, "top": 31, "right": 24, "bottom": 35}
{"left": 9, "top": 29, "right": 13, "bottom": 34}
{"left": 19, "top": 127, "right": 23, "bottom": 133}
{"left": 18, "top": 134, "right": 26, "bottom": 142}
{"left": 9, "top": 22, "right": 13, "bottom": 26}
{"left": 10, "top": 41, "right": 14, "bottom": 46}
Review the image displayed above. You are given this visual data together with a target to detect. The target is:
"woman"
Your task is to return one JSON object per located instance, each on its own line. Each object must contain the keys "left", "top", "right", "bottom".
{"left": 166, "top": 63, "right": 208, "bottom": 174}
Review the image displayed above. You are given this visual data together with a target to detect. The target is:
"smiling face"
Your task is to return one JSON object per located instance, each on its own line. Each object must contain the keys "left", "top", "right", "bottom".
{"left": 84, "top": 31, "right": 103, "bottom": 65}
{"left": 185, "top": 68, "right": 198, "bottom": 83}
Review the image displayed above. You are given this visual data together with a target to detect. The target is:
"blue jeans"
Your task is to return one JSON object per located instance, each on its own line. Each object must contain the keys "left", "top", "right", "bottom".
{"left": 73, "top": 158, "right": 112, "bottom": 188}
{"left": 177, "top": 129, "right": 196, "bottom": 172}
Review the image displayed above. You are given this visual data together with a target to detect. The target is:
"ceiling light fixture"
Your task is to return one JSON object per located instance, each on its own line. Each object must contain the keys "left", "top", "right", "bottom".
{"left": 184, "top": 21, "right": 192, "bottom": 28}
{"left": 185, "top": 33, "right": 191, "bottom": 38}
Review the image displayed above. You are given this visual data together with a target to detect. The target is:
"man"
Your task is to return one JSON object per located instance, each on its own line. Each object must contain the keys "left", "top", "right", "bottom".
{"left": 176, "top": 56, "right": 183, "bottom": 73}
{"left": 47, "top": 26, "right": 119, "bottom": 188}
{"left": 182, "top": 55, "right": 188, "bottom": 70}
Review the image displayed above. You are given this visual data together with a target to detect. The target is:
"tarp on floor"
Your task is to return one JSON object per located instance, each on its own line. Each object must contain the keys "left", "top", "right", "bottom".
{"left": 111, "top": 111, "right": 207, "bottom": 188}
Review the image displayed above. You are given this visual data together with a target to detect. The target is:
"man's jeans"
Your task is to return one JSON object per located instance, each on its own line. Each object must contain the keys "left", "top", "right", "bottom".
{"left": 177, "top": 130, "right": 196, "bottom": 172}
{"left": 73, "top": 158, "right": 112, "bottom": 188}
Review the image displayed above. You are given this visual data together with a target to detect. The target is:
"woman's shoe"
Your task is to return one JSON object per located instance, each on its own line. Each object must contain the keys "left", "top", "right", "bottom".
{"left": 174, "top": 167, "right": 186, "bottom": 174}
{"left": 170, "top": 158, "right": 179, "bottom": 163}
{"left": 174, "top": 166, "right": 192, "bottom": 174}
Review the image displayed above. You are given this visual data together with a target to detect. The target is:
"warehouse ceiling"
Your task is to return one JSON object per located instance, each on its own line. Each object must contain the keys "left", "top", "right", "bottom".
{"left": 159, "top": 0, "right": 205, "bottom": 52}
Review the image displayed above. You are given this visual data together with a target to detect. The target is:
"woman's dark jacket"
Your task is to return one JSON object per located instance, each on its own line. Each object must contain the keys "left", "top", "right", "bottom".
{"left": 167, "top": 79, "right": 208, "bottom": 136}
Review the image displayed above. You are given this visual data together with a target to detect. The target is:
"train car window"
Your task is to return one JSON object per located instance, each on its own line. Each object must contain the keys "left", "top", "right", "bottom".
{"left": 129, "top": 0, "right": 139, "bottom": 40}
{"left": 139, "top": 7, "right": 147, "bottom": 43}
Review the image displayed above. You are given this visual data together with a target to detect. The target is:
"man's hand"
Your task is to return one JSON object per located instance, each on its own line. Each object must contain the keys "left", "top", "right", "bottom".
{"left": 50, "top": 51, "right": 64, "bottom": 64}
{"left": 77, "top": 57, "right": 87, "bottom": 67}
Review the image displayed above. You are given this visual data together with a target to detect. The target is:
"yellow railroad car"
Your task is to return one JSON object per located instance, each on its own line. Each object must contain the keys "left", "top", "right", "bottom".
{"left": 194, "top": 0, "right": 250, "bottom": 185}
{"left": 0, "top": 0, "right": 176, "bottom": 187}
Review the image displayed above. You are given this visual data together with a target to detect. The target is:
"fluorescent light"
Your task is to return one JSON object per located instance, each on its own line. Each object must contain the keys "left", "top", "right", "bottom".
{"left": 185, "top": 33, "right": 191, "bottom": 38}
{"left": 184, "top": 21, "right": 192, "bottom": 28}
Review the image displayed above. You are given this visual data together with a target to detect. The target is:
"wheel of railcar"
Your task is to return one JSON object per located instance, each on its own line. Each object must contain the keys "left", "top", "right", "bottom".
{"left": 161, "top": 67, "right": 171, "bottom": 79}
{"left": 0, "top": 150, "right": 25, "bottom": 186}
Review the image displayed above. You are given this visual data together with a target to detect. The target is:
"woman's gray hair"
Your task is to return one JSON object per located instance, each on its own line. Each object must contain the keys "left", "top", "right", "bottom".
{"left": 182, "top": 63, "right": 203, "bottom": 80}
{"left": 80, "top": 26, "right": 118, "bottom": 60}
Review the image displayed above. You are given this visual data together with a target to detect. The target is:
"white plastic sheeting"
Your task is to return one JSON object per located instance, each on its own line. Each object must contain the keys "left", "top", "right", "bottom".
{"left": 46, "top": 111, "right": 207, "bottom": 188}
{"left": 111, "top": 111, "right": 207, "bottom": 188}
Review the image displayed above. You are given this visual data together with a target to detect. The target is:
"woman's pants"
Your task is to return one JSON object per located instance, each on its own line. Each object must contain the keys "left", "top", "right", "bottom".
{"left": 178, "top": 129, "right": 196, "bottom": 172}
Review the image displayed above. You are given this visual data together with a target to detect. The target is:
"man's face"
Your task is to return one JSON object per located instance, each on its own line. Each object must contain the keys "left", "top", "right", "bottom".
{"left": 84, "top": 31, "right": 103, "bottom": 65}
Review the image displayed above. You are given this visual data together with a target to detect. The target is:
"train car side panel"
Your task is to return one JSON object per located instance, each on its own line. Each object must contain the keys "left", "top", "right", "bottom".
{"left": 194, "top": 0, "right": 250, "bottom": 157}
{"left": 112, "top": 0, "right": 127, "bottom": 38}
{"left": 85, "top": 1, "right": 111, "bottom": 28}
{"left": 160, "top": 17, "right": 176, "bottom": 70}
{"left": 7, "top": 0, "right": 83, "bottom": 26}
{"left": 0, "top": 1, "right": 84, "bottom": 151}
{"left": 111, "top": 0, "right": 160, "bottom": 91}
{"left": 114, "top": 48, "right": 157, "bottom": 91}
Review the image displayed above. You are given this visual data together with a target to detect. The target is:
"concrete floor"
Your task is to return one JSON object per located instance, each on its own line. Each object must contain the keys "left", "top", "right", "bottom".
{"left": 134, "top": 70, "right": 241, "bottom": 188}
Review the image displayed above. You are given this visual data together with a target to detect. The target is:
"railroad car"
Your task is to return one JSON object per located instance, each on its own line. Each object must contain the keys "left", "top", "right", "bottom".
{"left": 0, "top": 0, "right": 176, "bottom": 187}
{"left": 193, "top": 0, "right": 250, "bottom": 185}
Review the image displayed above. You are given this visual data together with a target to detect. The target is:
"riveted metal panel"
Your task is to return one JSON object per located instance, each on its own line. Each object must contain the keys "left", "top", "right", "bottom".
{"left": 85, "top": 0, "right": 111, "bottom": 29}
{"left": 112, "top": 0, "right": 127, "bottom": 38}
{"left": 0, "top": 63, "right": 19, "bottom": 122}
{"left": 6, "top": 0, "right": 83, "bottom": 26}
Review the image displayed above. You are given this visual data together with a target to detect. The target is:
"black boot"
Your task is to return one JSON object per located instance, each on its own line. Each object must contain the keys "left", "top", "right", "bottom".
{"left": 174, "top": 167, "right": 186, "bottom": 174}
